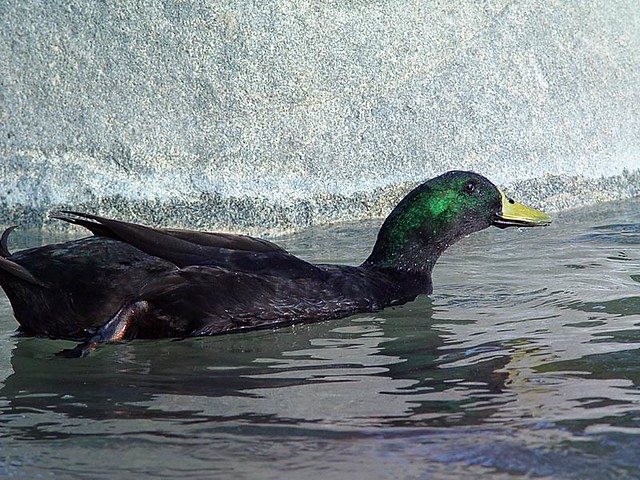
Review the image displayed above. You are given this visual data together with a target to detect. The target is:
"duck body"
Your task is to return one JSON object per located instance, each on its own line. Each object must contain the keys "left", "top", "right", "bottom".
{"left": 0, "top": 171, "right": 550, "bottom": 355}
{"left": 1, "top": 234, "right": 425, "bottom": 340}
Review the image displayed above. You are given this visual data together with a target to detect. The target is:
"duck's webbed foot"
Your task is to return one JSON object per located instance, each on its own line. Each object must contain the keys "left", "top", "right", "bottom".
{"left": 57, "top": 301, "right": 149, "bottom": 358}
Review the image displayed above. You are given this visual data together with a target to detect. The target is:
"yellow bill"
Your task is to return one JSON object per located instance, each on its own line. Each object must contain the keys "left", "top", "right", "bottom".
{"left": 493, "top": 189, "right": 551, "bottom": 228}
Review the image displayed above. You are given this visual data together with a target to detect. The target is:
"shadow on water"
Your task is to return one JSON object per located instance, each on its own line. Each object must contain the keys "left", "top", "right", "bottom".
{"left": 0, "top": 304, "right": 422, "bottom": 417}
{"left": 0, "top": 296, "right": 517, "bottom": 437}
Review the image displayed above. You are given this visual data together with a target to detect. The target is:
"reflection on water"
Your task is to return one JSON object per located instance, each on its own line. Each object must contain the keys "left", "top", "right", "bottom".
{"left": 0, "top": 198, "right": 638, "bottom": 478}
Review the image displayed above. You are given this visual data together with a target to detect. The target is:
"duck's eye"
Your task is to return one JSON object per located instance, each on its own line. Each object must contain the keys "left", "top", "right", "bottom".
{"left": 463, "top": 182, "right": 476, "bottom": 195}
{"left": 508, "top": 198, "right": 515, "bottom": 204}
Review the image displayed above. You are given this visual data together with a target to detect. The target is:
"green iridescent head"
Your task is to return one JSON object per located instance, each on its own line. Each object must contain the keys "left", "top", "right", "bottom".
{"left": 365, "top": 171, "right": 550, "bottom": 273}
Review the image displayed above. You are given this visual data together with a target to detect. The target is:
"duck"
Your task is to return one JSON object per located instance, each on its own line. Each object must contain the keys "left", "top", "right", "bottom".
{"left": 0, "top": 171, "right": 550, "bottom": 357}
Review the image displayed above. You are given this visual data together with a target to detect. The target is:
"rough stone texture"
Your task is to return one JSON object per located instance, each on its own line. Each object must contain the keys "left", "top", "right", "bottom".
{"left": 0, "top": 0, "right": 638, "bottom": 233}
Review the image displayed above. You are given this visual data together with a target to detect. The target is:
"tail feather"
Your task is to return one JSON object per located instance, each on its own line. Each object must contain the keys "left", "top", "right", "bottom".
{"left": 0, "top": 226, "right": 17, "bottom": 258}
{"left": 50, "top": 213, "right": 114, "bottom": 239}
{"left": 0, "top": 225, "right": 48, "bottom": 287}
{"left": 0, "top": 256, "right": 49, "bottom": 288}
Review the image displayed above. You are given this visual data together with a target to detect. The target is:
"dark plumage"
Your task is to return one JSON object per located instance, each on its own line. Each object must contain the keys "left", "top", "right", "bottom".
{"left": 0, "top": 171, "right": 550, "bottom": 356}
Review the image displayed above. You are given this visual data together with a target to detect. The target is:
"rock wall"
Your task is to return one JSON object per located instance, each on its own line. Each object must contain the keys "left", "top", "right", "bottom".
{"left": 1, "top": 0, "right": 638, "bottom": 232}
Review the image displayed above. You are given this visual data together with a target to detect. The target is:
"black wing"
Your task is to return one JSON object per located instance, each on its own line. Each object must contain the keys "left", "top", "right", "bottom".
{"left": 52, "top": 211, "right": 324, "bottom": 277}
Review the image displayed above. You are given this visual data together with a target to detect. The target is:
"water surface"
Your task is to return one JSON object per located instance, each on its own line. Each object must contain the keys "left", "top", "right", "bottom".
{"left": 0, "top": 197, "right": 639, "bottom": 479}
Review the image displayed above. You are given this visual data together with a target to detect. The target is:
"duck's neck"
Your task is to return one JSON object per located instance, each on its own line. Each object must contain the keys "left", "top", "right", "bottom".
{"left": 362, "top": 224, "right": 452, "bottom": 279}
{"left": 362, "top": 185, "right": 462, "bottom": 281}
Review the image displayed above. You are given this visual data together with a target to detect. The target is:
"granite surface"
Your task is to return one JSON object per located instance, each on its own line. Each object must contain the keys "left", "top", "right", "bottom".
{"left": 1, "top": 0, "right": 638, "bottom": 233}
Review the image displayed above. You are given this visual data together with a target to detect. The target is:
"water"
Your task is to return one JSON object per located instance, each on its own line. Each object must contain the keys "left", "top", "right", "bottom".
{"left": 0, "top": 197, "right": 638, "bottom": 479}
